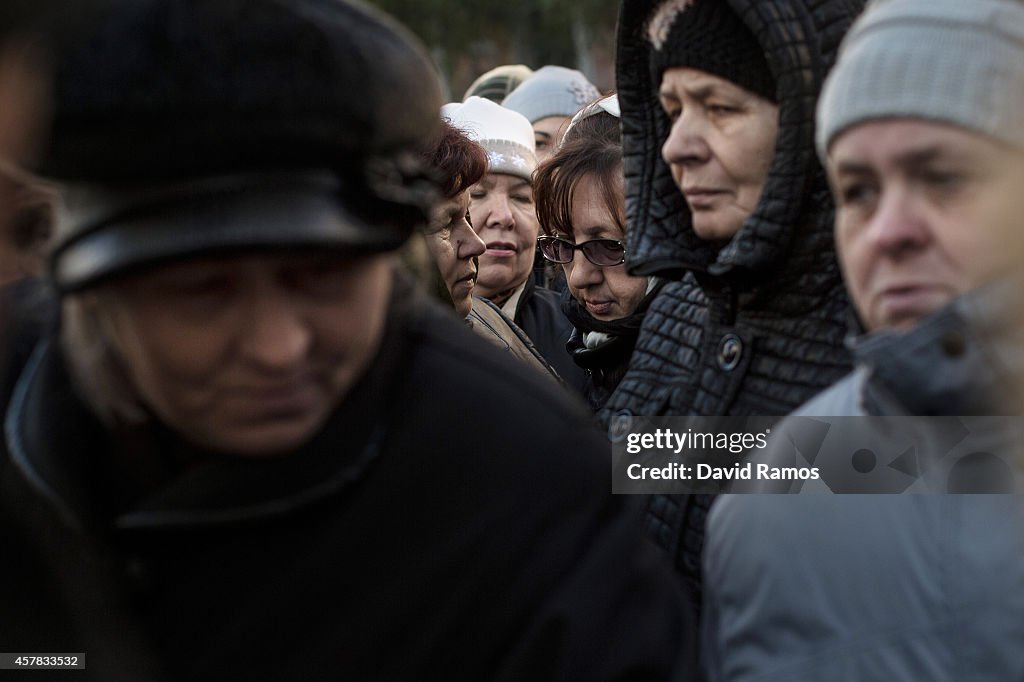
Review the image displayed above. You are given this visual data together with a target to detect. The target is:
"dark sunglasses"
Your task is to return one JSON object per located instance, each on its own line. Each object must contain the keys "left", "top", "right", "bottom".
{"left": 537, "top": 236, "right": 626, "bottom": 267}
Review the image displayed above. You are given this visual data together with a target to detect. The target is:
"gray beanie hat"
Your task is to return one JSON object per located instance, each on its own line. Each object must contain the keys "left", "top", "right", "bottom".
{"left": 501, "top": 65, "right": 600, "bottom": 124}
{"left": 817, "top": 0, "right": 1024, "bottom": 158}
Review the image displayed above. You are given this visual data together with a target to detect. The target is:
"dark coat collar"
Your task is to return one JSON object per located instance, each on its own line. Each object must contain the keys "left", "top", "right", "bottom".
{"left": 561, "top": 279, "right": 665, "bottom": 368}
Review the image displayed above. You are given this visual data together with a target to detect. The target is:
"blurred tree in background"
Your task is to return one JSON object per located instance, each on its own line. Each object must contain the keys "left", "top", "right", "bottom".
{"left": 365, "top": 0, "right": 620, "bottom": 100}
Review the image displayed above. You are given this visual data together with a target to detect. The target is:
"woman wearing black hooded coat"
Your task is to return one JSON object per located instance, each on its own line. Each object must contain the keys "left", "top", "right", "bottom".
{"left": 600, "top": 0, "right": 865, "bottom": 669}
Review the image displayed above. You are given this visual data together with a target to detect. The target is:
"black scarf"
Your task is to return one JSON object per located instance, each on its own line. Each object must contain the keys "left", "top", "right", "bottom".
{"left": 561, "top": 279, "right": 665, "bottom": 371}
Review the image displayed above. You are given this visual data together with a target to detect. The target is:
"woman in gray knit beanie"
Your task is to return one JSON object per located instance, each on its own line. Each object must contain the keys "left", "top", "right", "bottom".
{"left": 702, "top": 4, "right": 1024, "bottom": 682}
{"left": 818, "top": 0, "right": 1024, "bottom": 332}
{"left": 502, "top": 65, "right": 600, "bottom": 162}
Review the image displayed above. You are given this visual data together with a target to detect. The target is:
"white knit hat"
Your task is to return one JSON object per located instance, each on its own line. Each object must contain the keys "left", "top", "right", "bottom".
{"left": 441, "top": 96, "right": 537, "bottom": 182}
{"left": 817, "top": 0, "right": 1024, "bottom": 157}
{"left": 501, "top": 65, "right": 601, "bottom": 124}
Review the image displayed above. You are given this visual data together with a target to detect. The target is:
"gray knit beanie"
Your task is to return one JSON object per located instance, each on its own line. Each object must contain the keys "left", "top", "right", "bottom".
{"left": 501, "top": 65, "right": 600, "bottom": 124}
{"left": 817, "top": 0, "right": 1024, "bottom": 158}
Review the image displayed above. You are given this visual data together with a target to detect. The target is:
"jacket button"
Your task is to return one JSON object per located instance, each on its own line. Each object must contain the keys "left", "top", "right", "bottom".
{"left": 940, "top": 331, "right": 966, "bottom": 357}
{"left": 608, "top": 410, "right": 633, "bottom": 442}
{"left": 717, "top": 334, "right": 743, "bottom": 371}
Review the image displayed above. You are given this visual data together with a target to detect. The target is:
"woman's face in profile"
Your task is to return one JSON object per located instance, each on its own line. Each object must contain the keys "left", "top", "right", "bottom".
{"left": 658, "top": 67, "right": 779, "bottom": 240}
{"left": 424, "top": 189, "right": 485, "bottom": 316}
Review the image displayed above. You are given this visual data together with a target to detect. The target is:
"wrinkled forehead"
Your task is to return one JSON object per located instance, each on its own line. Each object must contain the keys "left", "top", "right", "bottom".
{"left": 827, "top": 118, "right": 1023, "bottom": 173}
{"left": 475, "top": 172, "right": 533, "bottom": 191}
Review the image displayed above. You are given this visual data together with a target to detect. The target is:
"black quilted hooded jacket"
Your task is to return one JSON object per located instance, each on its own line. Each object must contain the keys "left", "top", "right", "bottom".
{"left": 600, "top": 0, "right": 865, "bottom": 655}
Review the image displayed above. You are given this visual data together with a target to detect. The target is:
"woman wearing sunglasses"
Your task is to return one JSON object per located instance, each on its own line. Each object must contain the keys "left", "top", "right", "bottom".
{"left": 534, "top": 96, "right": 664, "bottom": 410}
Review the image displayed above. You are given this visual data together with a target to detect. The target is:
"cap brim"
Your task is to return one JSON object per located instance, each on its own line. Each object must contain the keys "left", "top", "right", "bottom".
{"left": 52, "top": 174, "right": 408, "bottom": 293}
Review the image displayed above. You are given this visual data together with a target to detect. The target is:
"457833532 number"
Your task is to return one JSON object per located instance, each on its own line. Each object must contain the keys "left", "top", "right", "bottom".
{"left": 0, "top": 653, "right": 85, "bottom": 669}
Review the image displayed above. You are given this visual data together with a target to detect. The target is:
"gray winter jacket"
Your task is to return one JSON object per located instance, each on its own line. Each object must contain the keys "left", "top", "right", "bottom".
{"left": 704, "top": 289, "right": 1024, "bottom": 681}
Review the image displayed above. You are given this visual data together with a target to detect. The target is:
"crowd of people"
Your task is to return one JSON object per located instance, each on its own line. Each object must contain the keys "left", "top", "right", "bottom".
{"left": 0, "top": 0, "right": 1022, "bottom": 679}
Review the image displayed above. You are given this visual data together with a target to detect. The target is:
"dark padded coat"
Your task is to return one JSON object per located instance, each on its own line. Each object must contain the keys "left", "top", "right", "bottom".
{"left": 599, "top": 0, "right": 865, "bottom": 664}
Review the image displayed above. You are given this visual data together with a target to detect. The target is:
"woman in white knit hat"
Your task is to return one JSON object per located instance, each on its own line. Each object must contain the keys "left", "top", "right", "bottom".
{"left": 418, "top": 117, "right": 561, "bottom": 383}
{"left": 443, "top": 96, "right": 585, "bottom": 389}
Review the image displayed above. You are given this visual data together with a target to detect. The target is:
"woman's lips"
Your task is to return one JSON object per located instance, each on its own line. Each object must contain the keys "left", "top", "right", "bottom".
{"left": 874, "top": 284, "right": 948, "bottom": 327}
{"left": 585, "top": 300, "right": 613, "bottom": 316}
{"left": 682, "top": 187, "right": 725, "bottom": 209}
{"left": 485, "top": 241, "right": 517, "bottom": 258}
{"left": 452, "top": 270, "right": 477, "bottom": 290}
{"left": 232, "top": 382, "right": 320, "bottom": 420}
